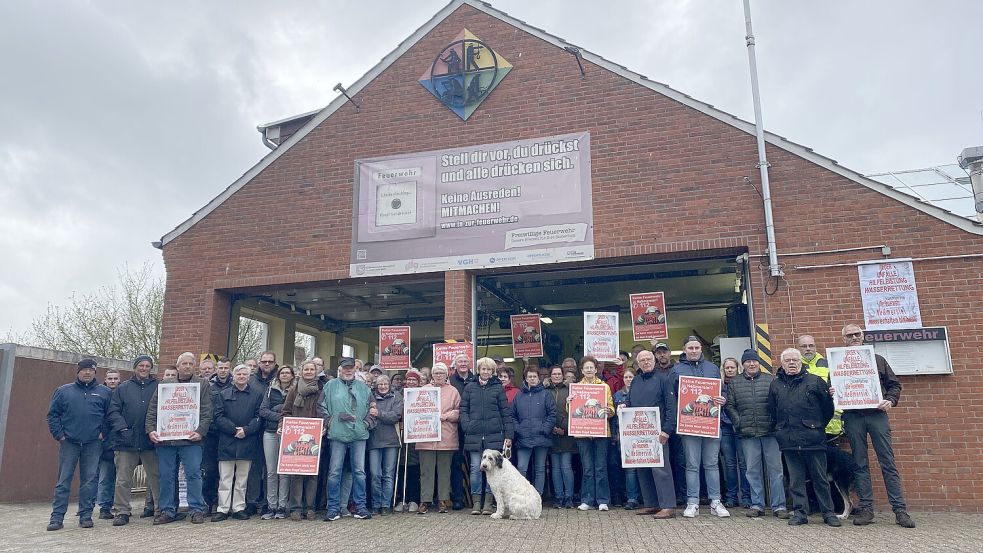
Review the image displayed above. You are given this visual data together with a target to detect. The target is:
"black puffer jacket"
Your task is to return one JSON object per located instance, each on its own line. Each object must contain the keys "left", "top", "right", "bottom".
{"left": 460, "top": 377, "right": 513, "bottom": 452}
{"left": 767, "top": 370, "right": 833, "bottom": 451}
{"left": 725, "top": 371, "right": 775, "bottom": 438}
{"left": 108, "top": 375, "right": 158, "bottom": 451}
{"left": 259, "top": 381, "right": 290, "bottom": 433}
{"left": 214, "top": 384, "right": 264, "bottom": 460}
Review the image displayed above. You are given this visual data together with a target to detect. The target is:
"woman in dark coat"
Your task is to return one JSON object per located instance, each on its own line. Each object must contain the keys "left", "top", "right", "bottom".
{"left": 512, "top": 367, "right": 556, "bottom": 496}
{"left": 460, "top": 357, "right": 514, "bottom": 514}
{"left": 546, "top": 365, "right": 577, "bottom": 508}
{"left": 367, "top": 374, "right": 403, "bottom": 516}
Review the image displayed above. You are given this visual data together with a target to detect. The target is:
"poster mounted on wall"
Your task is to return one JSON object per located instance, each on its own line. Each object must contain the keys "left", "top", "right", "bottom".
{"left": 858, "top": 259, "right": 922, "bottom": 330}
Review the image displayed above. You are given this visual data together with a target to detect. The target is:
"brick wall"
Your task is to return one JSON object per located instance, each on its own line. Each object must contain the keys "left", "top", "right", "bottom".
{"left": 160, "top": 4, "right": 983, "bottom": 509}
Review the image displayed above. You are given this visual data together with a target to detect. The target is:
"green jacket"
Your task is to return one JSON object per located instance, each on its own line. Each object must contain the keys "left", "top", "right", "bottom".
{"left": 319, "top": 377, "right": 372, "bottom": 443}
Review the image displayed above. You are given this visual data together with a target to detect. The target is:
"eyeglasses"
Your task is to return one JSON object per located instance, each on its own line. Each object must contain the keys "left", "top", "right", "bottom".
{"left": 843, "top": 332, "right": 863, "bottom": 339}
{"left": 260, "top": 360, "right": 275, "bottom": 364}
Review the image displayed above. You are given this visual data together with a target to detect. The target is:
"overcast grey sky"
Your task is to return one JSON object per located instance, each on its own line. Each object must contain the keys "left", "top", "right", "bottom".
{"left": 2, "top": 0, "right": 981, "bottom": 338}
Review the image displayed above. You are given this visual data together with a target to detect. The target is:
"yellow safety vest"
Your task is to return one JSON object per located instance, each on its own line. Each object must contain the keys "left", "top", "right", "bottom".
{"left": 803, "top": 354, "right": 843, "bottom": 436}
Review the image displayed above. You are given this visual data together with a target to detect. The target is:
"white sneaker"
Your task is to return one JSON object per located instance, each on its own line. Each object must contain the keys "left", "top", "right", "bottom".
{"left": 683, "top": 503, "right": 699, "bottom": 518}
{"left": 710, "top": 500, "right": 731, "bottom": 518}
{"left": 394, "top": 502, "right": 404, "bottom": 513}
{"left": 407, "top": 502, "right": 418, "bottom": 513}
{"left": 598, "top": 504, "right": 609, "bottom": 511}
{"left": 577, "top": 503, "right": 591, "bottom": 511}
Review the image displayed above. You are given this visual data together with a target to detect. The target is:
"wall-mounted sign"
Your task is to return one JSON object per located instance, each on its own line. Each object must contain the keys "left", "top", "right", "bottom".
{"left": 863, "top": 327, "right": 953, "bottom": 375}
{"left": 351, "top": 132, "right": 593, "bottom": 277}
{"left": 858, "top": 259, "right": 922, "bottom": 330}
{"left": 419, "top": 29, "right": 512, "bottom": 120}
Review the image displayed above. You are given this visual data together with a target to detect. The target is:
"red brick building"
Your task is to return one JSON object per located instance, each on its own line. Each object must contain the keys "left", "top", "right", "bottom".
{"left": 157, "top": 0, "right": 983, "bottom": 510}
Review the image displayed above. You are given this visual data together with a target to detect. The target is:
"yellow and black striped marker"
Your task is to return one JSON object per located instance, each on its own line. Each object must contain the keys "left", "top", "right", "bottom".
{"left": 754, "top": 324, "right": 774, "bottom": 374}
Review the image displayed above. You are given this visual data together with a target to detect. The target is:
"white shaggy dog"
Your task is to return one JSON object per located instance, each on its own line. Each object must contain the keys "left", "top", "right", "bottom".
{"left": 479, "top": 449, "right": 542, "bottom": 520}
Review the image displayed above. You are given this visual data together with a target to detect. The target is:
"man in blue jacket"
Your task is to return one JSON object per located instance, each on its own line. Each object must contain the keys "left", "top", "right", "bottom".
{"left": 627, "top": 350, "right": 677, "bottom": 519}
{"left": 46, "top": 358, "right": 112, "bottom": 531}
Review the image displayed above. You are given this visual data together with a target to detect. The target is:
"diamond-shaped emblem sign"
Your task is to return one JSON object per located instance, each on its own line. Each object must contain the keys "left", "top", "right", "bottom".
{"left": 419, "top": 29, "right": 512, "bottom": 121}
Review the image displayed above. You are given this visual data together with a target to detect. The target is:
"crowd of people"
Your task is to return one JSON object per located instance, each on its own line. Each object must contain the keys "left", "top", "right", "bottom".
{"left": 45, "top": 323, "right": 915, "bottom": 530}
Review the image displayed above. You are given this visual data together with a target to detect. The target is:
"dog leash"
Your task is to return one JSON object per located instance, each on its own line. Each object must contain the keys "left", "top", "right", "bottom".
{"left": 502, "top": 443, "right": 512, "bottom": 460}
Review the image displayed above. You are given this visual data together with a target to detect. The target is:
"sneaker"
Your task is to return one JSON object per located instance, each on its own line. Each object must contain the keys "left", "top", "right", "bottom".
{"left": 746, "top": 507, "right": 764, "bottom": 518}
{"left": 153, "top": 513, "right": 176, "bottom": 525}
{"left": 824, "top": 515, "right": 842, "bottom": 527}
{"left": 231, "top": 511, "right": 250, "bottom": 520}
{"left": 394, "top": 501, "right": 405, "bottom": 513}
{"left": 788, "top": 515, "right": 809, "bottom": 526}
{"left": 438, "top": 501, "right": 448, "bottom": 513}
{"left": 577, "top": 503, "right": 591, "bottom": 511}
{"left": 79, "top": 518, "right": 94, "bottom": 528}
{"left": 274, "top": 509, "right": 287, "bottom": 520}
{"left": 564, "top": 499, "right": 575, "bottom": 509}
{"left": 305, "top": 510, "right": 317, "bottom": 520}
{"left": 407, "top": 501, "right": 418, "bottom": 513}
{"left": 190, "top": 512, "right": 205, "bottom": 524}
{"left": 624, "top": 500, "right": 639, "bottom": 510}
{"left": 710, "top": 500, "right": 730, "bottom": 518}
{"left": 46, "top": 521, "right": 64, "bottom": 531}
{"left": 853, "top": 510, "right": 874, "bottom": 526}
{"left": 682, "top": 503, "right": 699, "bottom": 518}
{"left": 174, "top": 512, "right": 187, "bottom": 521}
{"left": 353, "top": 510, "right": 372, "bottom": 520}
{"left": 99, "top": 509, "right": 113, "bottom": 520}
{"left": 290, "top": 511, "right": 303, "bottom": 521}
{"left": 379, "top": 508, "right": 389, "bottom": 516}
{"left": 896, "top": 511, "right": 916, "bottom": 528}
{"left": 341, "top": 510, "right": 352, "bottom": 517}
{"left": 417, "top": 503, "right": 429, "bottom": 515}
{"left": 211, "top": 512, "right": 228, "bottom": 522}
{"left": 112, "top": 514, "right": 130, "bottom": 526}
{"left": 140, "top": 507, "right": 155, "bottom": 518}
{"left": 323, "top": 512, "right": 341, "bottom": 522}
{"left": 598, "top": 504, "right": 609, "bottom": 511}
{"left": 261, "top": 511, "right": 275, "bottom": 520}
{"left": 774, "top": 508, "right": 790, "bottom": 519}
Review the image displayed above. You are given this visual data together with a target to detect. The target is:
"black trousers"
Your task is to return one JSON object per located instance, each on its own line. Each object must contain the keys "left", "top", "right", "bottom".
{"left": 784, "top": 450, "right": 833, "bottom": 518}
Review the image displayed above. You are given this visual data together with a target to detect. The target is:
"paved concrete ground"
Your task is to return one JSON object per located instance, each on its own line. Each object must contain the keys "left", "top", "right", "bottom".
{"left": 2, "top": 502, "right": 981, "bottom": 553}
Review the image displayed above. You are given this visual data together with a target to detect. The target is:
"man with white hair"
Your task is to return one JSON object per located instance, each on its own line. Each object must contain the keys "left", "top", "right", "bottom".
{"left": 839, "top": 324, "right": 913, "bottom": 528}
{"left": 768, "top": 348, "right": 837, "bottom": 527}
{"left": 146, "top": 352, "right": 213, "bottom": 525}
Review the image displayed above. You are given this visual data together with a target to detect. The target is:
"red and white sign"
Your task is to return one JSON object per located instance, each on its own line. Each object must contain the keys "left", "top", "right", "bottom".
{"left": 403, "top": 387, "right": 442, "bottom": 443}
{"left": 568, "top": 383, "right": 609, "bottom": 438}
{"left": 858, "top": 260, "right": 922, "bottom": 330}
{"left": 156, "top": 382, "right": 200, "bottom": 441}
{"left": 629, "top": 292, "right": 668, "bottom": 341}
{"left": 433, "top": 342, "right": 473, "bottom": 369}
{"left": 827, "top": 346, "right": 884, "bottom": 410}
{"left": 676, "top": 376, "right": 722, "bottom": 439}
{"left": 618, "top": 407, "right": 664, "bottom": 468}
{"left": 583, "top": 312, "right": 619, "bottom": 362}
{"left": 510, "top": 314, "right": 543, "bottom": 358}
{"left": 379, "top": 326, "right": 411, "bottom": 370}
{"left": 277, "top": 417, "right": 323, "bottom": 475}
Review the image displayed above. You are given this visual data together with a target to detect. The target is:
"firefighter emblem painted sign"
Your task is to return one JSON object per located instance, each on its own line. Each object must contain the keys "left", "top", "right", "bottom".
{"left": 419, "top": 29, "right": 512, "bottom": 120}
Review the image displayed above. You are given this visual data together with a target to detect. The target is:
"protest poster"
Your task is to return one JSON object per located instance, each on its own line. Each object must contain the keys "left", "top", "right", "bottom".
{"left": 675, "top": 376, "right": 721, "bottom": 439}
{"left": 583, "top": 311, "right": 619, "bottom": 362}
{"left": 827, "top": 346, "right": 884, "bottom": 410}
{"left": 403, "top": 387, "right": 442, "bottom": 443}
{"left": 379, "top": 325, "right": 411, "bottom": 369}
{"left": 510, "top": 314, "right": 543, "bottom": 358}
{"left": 858, "top": 260, "right": 922, "bottom": 330}
{"left": 618, "top": 407, "right": 664, "bottom": 468}
{"left": 568, "top": 383, "right": 609, "bottom": 438}
{"left": 276, "top": 417, "right": 324, "bottom": 475}
{"left": 433, "top": 341, "right": 473, "bottom": 369}
{"left": 156, "top": 382, "right": 200, "bottom": 441}
{"left": 629, "top": 292, "right": 668, "bottom": 341}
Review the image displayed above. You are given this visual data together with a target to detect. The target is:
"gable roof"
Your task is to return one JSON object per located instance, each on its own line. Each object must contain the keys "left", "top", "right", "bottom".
{"left": 157, "top": 0, "right": 982, "bottom": 247}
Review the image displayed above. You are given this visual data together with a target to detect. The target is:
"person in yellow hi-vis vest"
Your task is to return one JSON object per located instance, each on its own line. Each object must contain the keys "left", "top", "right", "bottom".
{"left": 797, "top": 335, "right": 842, "bottom": 436}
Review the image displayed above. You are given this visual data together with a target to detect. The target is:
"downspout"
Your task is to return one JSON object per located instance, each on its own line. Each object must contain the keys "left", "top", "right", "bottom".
{"left": 743, "top": 0, "right": 784, "bottom": 278}
{"left": 958, "top": 146, "right": 983, "bottom": 224}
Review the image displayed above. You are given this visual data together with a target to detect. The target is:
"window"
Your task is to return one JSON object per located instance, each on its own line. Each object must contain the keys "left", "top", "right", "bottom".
{"left": 234, "top": 316, "right": 268, "bottom": 364}
{"left": 342, "top": 343, "right": 356, "bottom": 359}
{"left": 295, "top": 331, "right": 316, "bottom": 366}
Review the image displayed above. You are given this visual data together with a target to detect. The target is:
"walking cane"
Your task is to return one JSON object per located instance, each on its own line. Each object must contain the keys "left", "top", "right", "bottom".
{"left": 393, "top": 422, "right": 402, "bottom": 510}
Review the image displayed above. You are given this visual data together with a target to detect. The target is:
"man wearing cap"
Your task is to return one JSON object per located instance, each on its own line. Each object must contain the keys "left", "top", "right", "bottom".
{"left": 724, "top": 350, "right": 788, "bottom": 519}
{"left": 839, "top": 324, "right": 914, "bottom": 528}
{"left": 46, "top": 358, "right": 112, "bottom": 531}
{"left": 146, "top": 352, "right": 213, "bottom": 524}
{"left": 107, "top": 355, "right": 160, "bottom": 526}
{"left": 670, "top": 336, "right": 730, "bottom": 518}
{"left": 320, "top": 357, "right": 374, "bottom": 520}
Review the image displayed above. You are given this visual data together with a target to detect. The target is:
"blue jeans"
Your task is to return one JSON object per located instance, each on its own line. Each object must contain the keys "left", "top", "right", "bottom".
{"left": 514, "top": 446, "right": 549, "bottom": 495}
{"left": 576, "top": 438, "right": 610, "bottom": 506}
{"left": 326, "top": 440, "right": 366, "bottom": 514}
{"left": 468, "top": 450, "right": 491, "bottom": 494}
{"left": 741, "top": 436, "right": 786, "bottom": 511}
{"left": 50, "top": 440, "right": 101, "bottom": 522}
{"left": 720, "top": 424, "right": 750, "bottom": 505}
{"left": 680, "top": 435, "right": 721, "bottom": 503}
{"left": 368, "top": 447, "right": 399, "bottom": 510}
{"left": 623, "top": 468, "right": 640, "bottom": 502}
{"left": 157, "top": 445, "right": 205, "bottom": 515}
{"left": 550, "top": 451, "right": 575, "bottom": 503}
{"left": 97, "top": 457, "right": 116, "bottom": 511}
